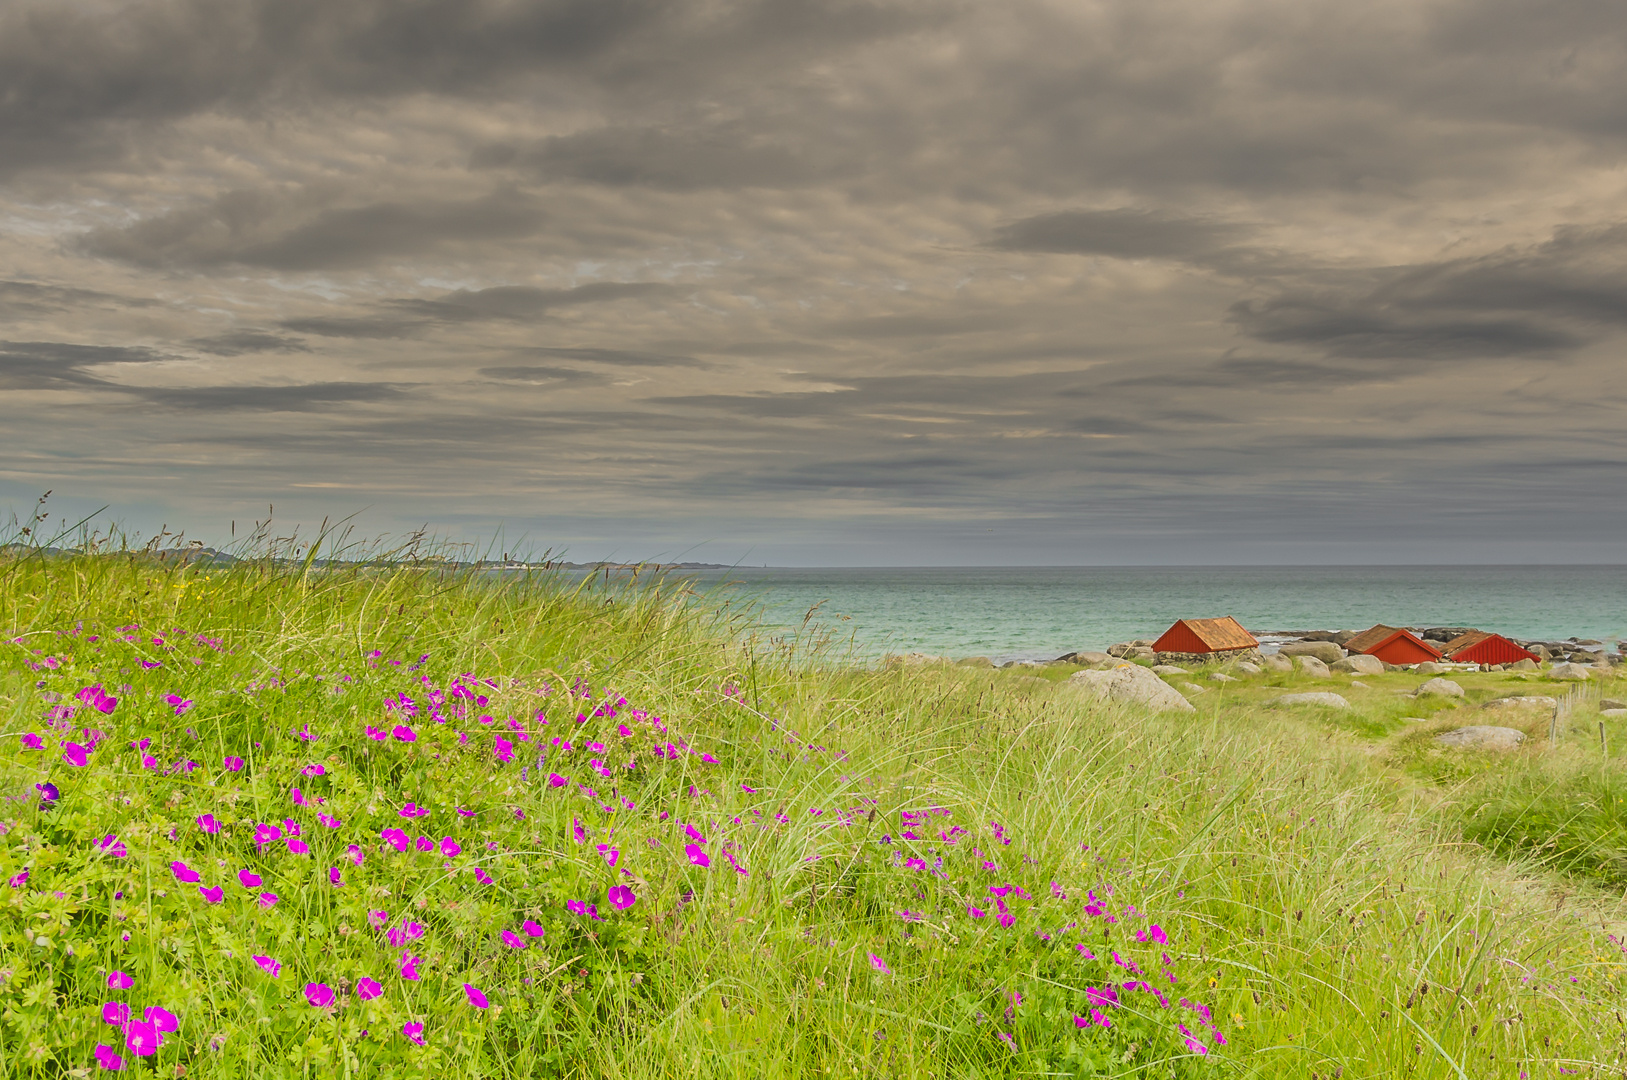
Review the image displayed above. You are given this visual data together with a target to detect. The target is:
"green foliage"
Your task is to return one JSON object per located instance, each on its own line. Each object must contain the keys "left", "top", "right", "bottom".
{"left": 0, "top": 550, "right": 1622, "bottom": 1078}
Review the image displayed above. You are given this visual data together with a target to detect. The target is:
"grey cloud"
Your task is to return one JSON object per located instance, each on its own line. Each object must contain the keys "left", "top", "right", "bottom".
{"left": 0, "top": 341, "right": 168, "bottom": 390}
{"left": 989, "top": 209, "right": 1254, "bottom": 261}
{"left": 81, "top": 189, "right": 548, "bottom": 271}
{"left": 0, "top": 281, "right": 156, "bottom": 318}
{"left": 394, "top": 283, "right": 673, "bottom": 322}
{"left": 478, "top": 365, "right": 604, "bottom": 385}
{"left": 188, "top": 331, "right": 311, "bottom": 356}
{"left": 474, "top": 124, "right": 826, "bottom": 191}
{"left": 512, "top": 345, "right": 703, "bottom": 367}
{"left": 136, "top": 381, "right": 403, "bottom": 411}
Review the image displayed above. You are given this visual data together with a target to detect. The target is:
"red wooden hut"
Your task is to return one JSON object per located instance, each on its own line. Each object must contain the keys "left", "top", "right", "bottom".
{"left": 1441, "top": 631, "right": 1538, "bottom": 666}
{"left": 1343, "top": 624, "right": 1443, "bottom": 665}
{"left": 1152, "top": 617, "right": 1258, "bottom": 657}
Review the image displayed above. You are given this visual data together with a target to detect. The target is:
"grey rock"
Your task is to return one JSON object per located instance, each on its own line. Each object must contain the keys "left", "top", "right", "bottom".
{"left": 1415, "top": 677, "right": 1465, "bottom": 698}
{"left": 1602, "top": 698, "right": 1626, "bottom": 711}
{"left": 1151, "top": 664, "right": 1188, "bottom": 675}
{"left": 1507, "top": 658, "right": 1538, "bottom": 671}
{"left": 1235, "top": 662, "right": 1262, "bottom": 675}
{"left": 1548, "top": 662, "right": 1593, "bottom": 681}
{"left": 1260, "top": 654, "right": 1293, "bottom": 673}
{"left": 1331, "top": 654, "right": 1385, "bottom": 676}
{"left": 1180, "top": 682, "right": 1209, "bottom": 694}
{"left": 1058, "top": 650, "right": 1114, "bottom": 666}
{"left": 1434, "top": 725, "right": 1526, "bottom": 751}
{"left": 1272, "top": 692, "right": 1351, "bottom": 709}
{"left": 1106, "top": 643, "right": 1133, "bottom": 658}
{"left": 957, "top": 656, "right": 995, "bottom": 668}
{"left": 1279, "top": 641, "right": 1346, "bottom": 664}
{"left": 1068, "top": 664, "right": 1196, "bottom": 712}
{"left": 1482, "top": 696, "right": 1558, "bottom": 710}
{"left": 1295, "top": 655, "right": 1331, "bottom": 678}
{"left": 1601, "top": 709, "right": 1627, "bottom": 718}
{"left": 1413, "top": 661, "right": 1451, "bottom": 675}
{"left": 1209, "top": 673, "right": 1239, "bottom": 682}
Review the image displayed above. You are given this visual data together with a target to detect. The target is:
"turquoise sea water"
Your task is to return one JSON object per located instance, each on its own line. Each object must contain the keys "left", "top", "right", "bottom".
{"left": 678, "top": 566, "right": 1627, "bottom": 665}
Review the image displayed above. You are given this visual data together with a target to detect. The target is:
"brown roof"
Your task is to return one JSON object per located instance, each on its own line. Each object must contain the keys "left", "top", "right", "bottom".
{"left": 1342, "top": 624, "right": 1401, "bottom": 654}
{"left": 1441, "top": 630, "right": 1492, "bottom": 655}
{"left": 1179, "top": 616, "right": 1258, "bottom": 651}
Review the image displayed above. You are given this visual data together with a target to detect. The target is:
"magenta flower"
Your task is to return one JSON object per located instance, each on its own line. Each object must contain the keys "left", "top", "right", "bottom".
{"left": 368, "top": 909, "right": 389, "bottom": 928}
{"left": 302, "top": 763, "right": 325, "bottom": 777}
{"left": 548, "top": 772, "right": 567, "bottom": 787}
{"left": 868, "top": 953, "right": 891, "bottom": 975}
{"left": 291, "top": 787, "right": 307, "bottom": 806}
{"left": 196, "top": 813, "right": 219, "bottom": 834}
{"left": 967, "top": 905, "right": 986, "bottom": 918}
{"left": 319, "top": 813, "right": 342, "bottom": 829}
{"left": 237, "top": 869, "right": 262, "bottom": 888}
{"left": 1137, "top": 924, "right": 1169, "bottom": 946}
{"left": 328, "top": 867, "right": 343, "bottom": 886}
{"left": 494, "top": 737, "right": 513, "bottom": 763}
{"left": 7, "top": 870, "right": 27, "bottom": 888}
{"left": 223, "top": 755, "right": 244, "bottom": 772}
{"left": 124, "top": 1020, "right": 160, "bottom": 1057}
{"left": 258, "top": 892, "right": 278, "bottom": 907}
{"left": 286, "top": 838, "right": 310, "bottom": 856}
{"left": 63, "top": 742, "right": 89, "bottom": 767}
{"left": 145, "top": 1006, "right": 178, "bottom": 1035}
{"left": 501, "top": 929, "right": 528, "bottom": 949}
{"left": 439, "top": 837, "right": 461, "bottom": 858}
{"left": 399, "top": 955, "right": 422, "bottom": 981}
{"left": 403, "top": 1021, "right": 426, "bottom": 1046}
{"left": 463, "top": 983, "right": 490, "bottom": 1009}
{"left": 685, "top": 844, "right": 710, "bottom": 868}
{"left": 474, "top": 867, "right": 493, "bottom": 885}
{"left": 1085, "top": 986, "right": 1119, "bottom": 1009}
{"left": 685, "top": 824, "right": 707, "bottom": 843}
{"left": 94, "top": 835, "right": 127, "bottom": 858}
{"left": 20, "top": 733, "right": 42, "bottom": 750}
{"left": 94, "top": 1043, "right": 125, "bottom": 1071}
{"left": 381, "top": 828, "right": 409, "bottom": 852}
{"left": 523, "top": 919, "right": 546, "bottom": 937}
{"left": 165, "top": 694, "right": 194, "bottom": 716}
{"left": 77, "top": 684, "right": 118, "bottom": 714}
{"left": 392, "top": 725, "right": 416, "bottom": 743}
{"left": 199, "top": 885, "right": 224, "bottom": 904}
{"left": 399, "top": 802, "right": 427, "bottom": 818}
{"left": 356, "top": 977, "right": 383, "bottom": 1001}
{"left": 414, "top": 835, "right": 434, "bottom": 853}
{"left": 304, "top": 983, "right": 335, "bottom": 1008}
{"left": 607, "top": 884, "right": 637, "bottom": 911}
{"left": 107, "top": 971, "right": 134, "bottom": 990}
{"left": 346, "top": 844, "right": 364, "bottom": 865}
{"left": 253, "top": 955, "right": 281, "bottom": 978}
{"left": 598, "top": 844, "right": 619, "bottom": 868}
{"left": 170, "top": 860, "right": 200, "bottom": 883}
{"left": 253, "top": 823, "right": 281, "bottom": 848}
{"left": 102, "top": 1001, "right": 130, "bottom": 1024}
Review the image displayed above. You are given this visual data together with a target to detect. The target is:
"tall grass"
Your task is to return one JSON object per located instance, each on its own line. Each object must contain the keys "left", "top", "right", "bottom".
{"left": 1, "top": 547, "right": 1623, "bottom": 1078}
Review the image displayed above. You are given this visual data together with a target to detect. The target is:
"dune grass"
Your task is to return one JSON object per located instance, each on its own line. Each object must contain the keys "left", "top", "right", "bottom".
{"left": 1, "top": 549, "right": 1625, "bottom": 1078}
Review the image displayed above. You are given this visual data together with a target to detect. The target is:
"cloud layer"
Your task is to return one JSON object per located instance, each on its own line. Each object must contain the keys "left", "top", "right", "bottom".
{"left": 2, "top": 0, "right": 1625, "bottom": 562}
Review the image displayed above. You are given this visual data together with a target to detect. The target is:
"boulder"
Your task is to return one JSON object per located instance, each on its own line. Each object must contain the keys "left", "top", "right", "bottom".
{"left": 957, "top": 656, "right": 995, "bottom": 668}
{"left": 1180, "top": 682, "right": 1209, "bottom": 694}
{"left": 1602, "top": 698, "right": 1626, "bottom": 711}
{"left": 1235, "top": 662, "right": 1262, "bottom": 675}
{"left": 1260, "top": 654, "right": 1293, "bottom": 673}
{"left": 1279, "top": 641, "right": 1346, "bottom": 664}
{"left": 1152, "top": 664, "right": 1188, "bottom": 675}
{"left": 1057, "top": 650, "right": 1114, "bottom": 666}
{"left": 1413, "top": 661, "right": 1450, "bottom": 675}
{"left": 1507, "top": 658, "right": 1538, "bottom": 671}
{"left": 1106, "top": 643, "right": 1133, "bottom": 658}
{"left": 1295, "top": 655, "right": 1331, "bottom": 678}
{"left": 1481, "top": 696, "right": 1557, "bottom": 710}
{"left": 1209, "top": 673, "right": 1239, "bottom": 682}
{"left": 1331, "top": 654, "right": 1385, "bottom": 676}
{"left": 1068, "top": 664, "right": 1196, "bottom": 712}
{"left": 1548, "top": 662, "right": 1593, "bottom": 681}
{"left": 1602, "top": 709, "right": 1627, "bottom": 718}
{"left": 1271, "top": 692, "right": 1351, "bottom": 709}
{"left": 1434, "top": 726, "right": 1526, "bottom": 751}
{"left": 1415, "top": 677, "right": 1465, "bottom": 698}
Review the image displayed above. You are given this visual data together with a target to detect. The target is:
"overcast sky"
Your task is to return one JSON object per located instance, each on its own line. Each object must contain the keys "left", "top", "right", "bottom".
{"left": 3, "top": 0, "right": 1626, "bottom": 564}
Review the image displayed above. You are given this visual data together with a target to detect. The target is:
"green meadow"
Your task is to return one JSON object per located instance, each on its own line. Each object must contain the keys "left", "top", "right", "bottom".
{"left": 2, "top": 547, "right": 1625, "bottom": 1078}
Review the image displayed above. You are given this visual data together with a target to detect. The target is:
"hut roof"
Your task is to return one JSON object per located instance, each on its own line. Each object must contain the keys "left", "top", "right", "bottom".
{"left": 1342, "top": 624, "right": 1401, "bottom": 654}
{"left": 1157, "top": 616, "right": 1258, "bottom": 652}
{"left": 1440, "top": 630, "right": 1492, "bottom": 654}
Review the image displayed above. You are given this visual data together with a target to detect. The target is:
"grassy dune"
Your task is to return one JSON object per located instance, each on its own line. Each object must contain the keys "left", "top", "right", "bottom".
{"left": 2, "top": 551, "right": 1625, "bottom": 1078}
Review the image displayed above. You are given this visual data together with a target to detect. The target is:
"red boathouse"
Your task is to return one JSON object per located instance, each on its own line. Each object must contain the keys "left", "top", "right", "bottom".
{"left": 1441, "top": 631, "right": 1539, "bottom": 666}
{"left": 1343, "top": 625, "right": 1444, "bottom": 665}
{"left": 1152, "top": 617, "right": 1258, "bottom": 657}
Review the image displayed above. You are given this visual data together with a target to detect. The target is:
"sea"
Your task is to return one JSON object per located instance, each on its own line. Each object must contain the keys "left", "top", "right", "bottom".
{"left": 667, "top": 565, "right": 1627, "bottom": 665}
